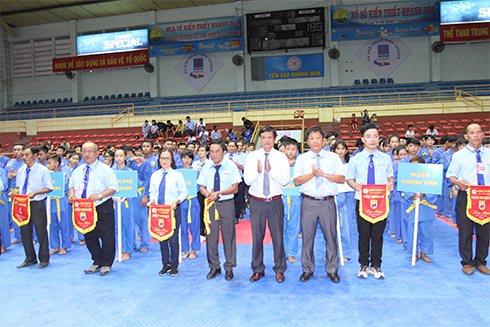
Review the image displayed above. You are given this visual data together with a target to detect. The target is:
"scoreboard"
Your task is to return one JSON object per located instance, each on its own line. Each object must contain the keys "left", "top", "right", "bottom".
{"left": 246, "top": 7, "right": 325, "bottom": 53}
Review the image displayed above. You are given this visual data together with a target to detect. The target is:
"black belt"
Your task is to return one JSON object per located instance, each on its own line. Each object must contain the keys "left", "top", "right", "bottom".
{"left": 217, "top": 198, "right": 233, "bottom": 203}
{"left": 304, "top": 195, "right": 334, "bottom": 202}
{"left": 251, "top": 195, "right": 282, "bottom": 202}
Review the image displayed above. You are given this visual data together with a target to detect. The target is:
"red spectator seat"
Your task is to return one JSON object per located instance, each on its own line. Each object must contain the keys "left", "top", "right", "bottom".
{"left": 447, "top": 132, "right": 458, "bottom": 136}
{"left": 473, "top": 118, "right": 483, "bottom": 123}
{"left": 353, "top": 135, "right": 362, "bottom": 140}
{"left": 395, "top": 128, "right": 406, "bottom": 132}
{"left": 481, "top": 124, "right": 489, "bottom": 129}
{"left": 405, "top": 122, "right": 415, "bottom": 126}
{"left": 124, "top": 133, "right": 132, "bottom": 137}
{"left": 419, "top": 126, "right": 429, "bottom": 131}
{"left": 99, "top": 134, "right": 107, "bottom": 138}
{"left": 453, "top": 125, "right": 465, "bottom": 130}
{"left": 398, "top": 134, "right": 405, "bottom": 138}
{"left": 442, "top": 126, "right": 452, "bottom": 130}
{"left": 449, "top": 120, "right": 460, "bottom": 124}
{"left": 377, "top": 129, "right": 384, "bottom": 134}
{"left": 485, "top": 131, "right": 490, "bottom": 135}
{"left": 484, "top": 118, "right": 490, "bottom": 122}
{"left": 385, "top": 128, "right": 395, "bottom": 133}
{"left": 341, "top": 136, "right": 350, "bottom": 140}
{"left": 438, "top": 120, "right": 449, "bottom": 124}
{"left": 414, "top": 133, "right": 422, "bottom": 137}
{"left": 33, "top": 137, "right": 42, "bottom": 141}
{"left": 461, "top": 119, "right": 472, "bottom": 123}
{"left": 415, "top": 121, "right": 426, "bottom": 125}
{"left": 340, "top": 130, "right": 350, "bottom": 134}
{"left": 349, "top": 149, "right": 353, "bottom": 154}
{"left": 106, "top": 134, "right": 115, "bottom": 137}
{"left": 427, "top": 121, "right": 437, "bottom": 125}
{"left": 115, "top": 133, "right": 124, "bottom": 137}
{"left": 382, "top": 123, "right": 393, "bottom": 127}
{"left": 339, "top": 124, "right": 349, "bottom": 128}
{"left": 393, "top": 122, "right": 404, "bottom": 126}
{"left": 352, "top": 129, "right": 360, "bottom": 133}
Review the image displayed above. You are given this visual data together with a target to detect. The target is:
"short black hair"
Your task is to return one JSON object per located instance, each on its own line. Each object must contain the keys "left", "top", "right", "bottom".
{"left": 38, "top": 145, "right": 48, "bottom": 153}
{"left": 361, "top": 123, "right": 379, "bottom": 137}
{"left": 440, "top": 136, "right": 448, "bottom": 144}
{"left": 25, "top": 145, "right": 39, "bottom": 155}
{"left": 305, "top": 126, "right": 325, "bottom": 139}
{"left": 180, "top": 149, "right": 194, "bottom": 160}
{"left": 13, "top": 142, "right": 25, "bottom": 149}
{"left": 68, "top": 152, "right": 81, "bottom": 160}
{"left": 407, "top": 138, "right": 421, "bottom": 146}
{"left": 209, "top": 139, "right": 227, "bottom": 152}
{"left": 448, "top": 136, "right": 458, "bottom": 143}
{"left": 227, "top": 140, "right": 237, "bottom": 147}
{"left": 326, "top": 131, "right": 338, "bottom": 139}
{"left": 388, "top": 135, "right": 400, "bottom": 142}
{"left": 356, "top": 139, "right": 364, "bottom": 147}
{"left": 56, "top": 146, "right": 66, "bottom": 153}
{"left": 482, "top": 139, "right": 490, "bottom": 145}
{"left": 411, "top": 156, "right": 425, "bottom": 164}
{"left": 48, "top": 154, "right": 61, "bottom": 165}
{"left": 284, "top": 138, "right": 300, "bottom": 151}
{"left": 393, "top": 145, "right": 407, "bottom": 156}
{"left": 186, "top": 116, "right": 190, "bottom": 119}
{"left": 456, "top": 138, "right": 468, "bottom": 146}
{"left": 258, "top": 125, "right": 277, "bottom": 139}
{"left": 429, "top": 125, "right": 435, "bottom": 130}
{"left": 407, "top": 124, "right": 413, "bottom": 128}
{"left": 424, "top": 134, "right": 436, "bottom": 141}
{"left": 143, "top": 140, "right": 154, "bottom": 147}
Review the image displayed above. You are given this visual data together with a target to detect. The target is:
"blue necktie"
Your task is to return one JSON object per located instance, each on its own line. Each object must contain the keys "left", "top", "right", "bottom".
{"left": 158, "top": 172, "right": 167, "bottom": 204}
{"left": 214, "top": 165, "right": 221, "bottom": 192}
{"left": 315, "top": 154, "right": 322, "bottom": 190}
{"left": 367, "top": 154, "right": 375, "bottom": 185}
{"left": 476, "top": 150, "right": 485, "bottom": 186}
{"left": 22, "top": 168, "right": 31, "bottom": 195}
{"left": 81, "top": 166, "right": 90, "bottom": 198}
{"left": 263, "top": 153, "right": 270, "bottom": 196}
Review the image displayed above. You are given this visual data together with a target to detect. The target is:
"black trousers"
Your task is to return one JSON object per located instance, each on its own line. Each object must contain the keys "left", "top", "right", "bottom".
{"left": 234, "top": 181, "right": 244, "bottom": 218}
{"left": 21, "top": 200, "right": 50, "bottom": 263}
{"left": 198, "top": 191, "right": 206, "bottom": 236}
{"left": 457, "top": 191, "right": 489, "bottom": 266}
{"left": 356, "top": 200, "right": 387, "bottom": 267}
{"left": 85, "top": 199, "right": 115, "bottom": 267}
{"left": 160, "top": 205, "right": 181, "bottom": 267}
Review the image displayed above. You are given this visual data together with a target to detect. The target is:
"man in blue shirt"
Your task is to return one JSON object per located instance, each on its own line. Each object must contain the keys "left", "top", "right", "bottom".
{"left": 69, "top": 142, "right": 119, "bottom": 276}
{"left": 185, "top": 116, "right": 196, "bottom": 136}
{"left": 197, "top": 140, "right": 241, "bottom": 281}
{"left": 6, "top": 142, "right": 26, "bottom": 244}
{"left": 294, "top": 127, "right": 345, "bottom": 283}
{"left": 447, "top": 123, "right": 490, "bottom": 275}
{"left": 11, "top": 146, "right": 53, "bottom": 269}
{"left": 347, "top": 123, "right": 394, "bottom": 279}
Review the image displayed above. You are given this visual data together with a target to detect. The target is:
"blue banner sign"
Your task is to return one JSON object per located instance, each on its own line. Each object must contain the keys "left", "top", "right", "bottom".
{"left": 331, "top": 1, "right": 440, "bottom": 41}
{"left": 49, "top": 172, "right": 65, "bottom": 198}
{"left": 178, "top": 169, "right": 198, "bottom": 197}
{"left": 441, "top": 0, "right": 490, "bottom": 24}
{"left": 265, "top": 54, "right": 324, "bottom": 80}
{"left": 77, "top": 29, "right": 148, "bottom": 56}
{"left": 149, "top": 17, "right": 242, "bottom": 56}
{"left": 283, "top": 167, "right": 300, "bottom": 196}
{"left": 114, "top": 171, "right": 138, "bottom": 198}
{"left": 397, "top": 163, "right": 443, "bottom": 195}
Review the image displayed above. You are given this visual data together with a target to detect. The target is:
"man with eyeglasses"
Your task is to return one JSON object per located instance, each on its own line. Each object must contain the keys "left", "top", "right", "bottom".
{"left": 68, "top": 142, "right": 118, "bottom": 276}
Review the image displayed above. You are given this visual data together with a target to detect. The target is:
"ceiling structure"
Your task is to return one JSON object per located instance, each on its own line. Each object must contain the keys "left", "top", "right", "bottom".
{"left": 0, "top": 0, "right": 240, "bottom": 28}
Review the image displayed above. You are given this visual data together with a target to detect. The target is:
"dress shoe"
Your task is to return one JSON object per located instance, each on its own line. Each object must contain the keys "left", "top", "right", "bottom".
{"left": 462, "top": 265, "right": 474, "bottom": 275}
{"left": 170, "top": 266, "right": 179, "bottom": 276}
{"left": 328, "top": 272, "right": 340, "bottom": 283}
{"left": 250, "top": 271, "right": 265, "bottom": 282}
{"left": 17, "top": 259, "right": 38, "bottom": 268}
{"left": 275, "top": 272, "right": 285, "bottom": 283}
{"left": 476, "top": 265, "right": 490, "bottom": 275}
{"left": 84, "top": 264, "right": 101, "bottom": 274}
{"left": 38, "top": 262, "right": 49, "bottom": 269}
{"left": 159, "top": 265, "right": 171, "bottom": 275}
{"left": 235, "top": 218, "right": 239, "bottom": 224}
{"left": 238, "top": 213, "right": 243, "bottom": 219}
{"left": 225, "top": 270, "right": 234, "bottom": 281}
{"left": 99, "top": 266, "right": 111, "bottom": 276}
{"left": 300, "top": 272, "right": 313, "bottom": 282}
{"left": 206, "top": 268, "right": 221, "bottom": 279}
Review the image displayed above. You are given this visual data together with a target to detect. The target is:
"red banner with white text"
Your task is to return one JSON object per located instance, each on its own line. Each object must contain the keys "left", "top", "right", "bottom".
{"left": 52, "top": 50, "right": 149, "bottom": 72}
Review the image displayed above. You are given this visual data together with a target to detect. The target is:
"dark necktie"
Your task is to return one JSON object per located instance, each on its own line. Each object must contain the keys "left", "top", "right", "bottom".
{"left": 214, "top": 165, "right": 221, "bottom": 192}
{"left": 263, "top": 153, "right": 270, "bottom": 196}
{"left": 367, "top": 154, "right": 375, "bottom": 185}
{"left": 81, "top": 166, "right": 90, "bottom": 198}
{"left": 476, "top": 150, "right": 485, "bottom": 186}
{"left": 158, "top": 172, "right": 167, "bottom": 204}
{"left": 22, "top": 168, "right": 31, "bottom": 195}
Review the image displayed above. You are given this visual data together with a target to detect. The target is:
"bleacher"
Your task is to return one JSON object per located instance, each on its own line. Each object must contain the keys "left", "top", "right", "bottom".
{"left": 3, "top": 80, "right": 489, "bottom": 121}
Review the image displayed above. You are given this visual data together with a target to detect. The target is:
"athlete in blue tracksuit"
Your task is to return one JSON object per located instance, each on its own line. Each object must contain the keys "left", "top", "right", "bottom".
{"left": 0, "top": 169, "right": 9, "bottom": 250}
{"left": 440, "top": 138, "right": 459, "bottom": 221}
{"left": 418, "top": 135, "right": 444, "bottom": 215}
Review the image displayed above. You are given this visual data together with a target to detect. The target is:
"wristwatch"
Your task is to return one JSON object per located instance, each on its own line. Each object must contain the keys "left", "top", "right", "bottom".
{"left": 99, "top": 194, "right": 103, "bottom": 200}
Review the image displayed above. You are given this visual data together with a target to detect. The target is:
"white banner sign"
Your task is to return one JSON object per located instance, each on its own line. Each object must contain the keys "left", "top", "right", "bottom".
{"left": 355, "top": 38, "right": 412, "bottom": 78}
{"left": 174, "top": 52, "right": 223, "bottom": 92}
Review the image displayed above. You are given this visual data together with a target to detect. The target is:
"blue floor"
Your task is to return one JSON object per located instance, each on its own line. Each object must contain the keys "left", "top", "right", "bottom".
{"left": 1, "top": 213, "right": 489, "bottom": 327}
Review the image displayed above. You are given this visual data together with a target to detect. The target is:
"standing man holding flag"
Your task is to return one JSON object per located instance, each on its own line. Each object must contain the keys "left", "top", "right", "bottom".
{"left": 346, "top": 123, "right": 394, "bottom": 279}
{"left": 10, "top": 146, "right": 53, "bottom": 268}
{"left": 68, "top": 142, "right": 118, "bottom": 276}
{"left": 447, "top": 123, "right": 490, "bottom": 275}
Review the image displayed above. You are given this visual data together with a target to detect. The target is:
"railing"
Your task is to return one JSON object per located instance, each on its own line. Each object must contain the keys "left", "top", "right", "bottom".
{"left": 0, "top": 120, "right": 26, "bottom": 133}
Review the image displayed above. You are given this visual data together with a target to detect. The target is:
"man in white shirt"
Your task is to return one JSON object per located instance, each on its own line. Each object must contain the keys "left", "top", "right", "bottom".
{"left": 244, "top": 126, "right": 290, "bottom": 283}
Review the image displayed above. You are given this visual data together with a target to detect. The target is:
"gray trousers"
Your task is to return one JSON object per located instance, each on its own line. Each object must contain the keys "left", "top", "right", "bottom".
{"left": 206, "top": 199, "right": 236, "bottom": 271}
{"left": 301, "top": 197, "right": 339, "bottom": 274}
{"left": 250, "top": 197, "right": 287, "bottom": 273}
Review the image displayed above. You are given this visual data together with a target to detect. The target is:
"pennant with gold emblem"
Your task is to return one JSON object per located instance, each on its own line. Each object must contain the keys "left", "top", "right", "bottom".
{"left": 359, "top": 184, "right": 389, "bottom": 223}
{"left": 73, "top": 199, "right": 98, "bottom": 234}
{"left": 148, "top": 204, "right": 175, "bottom": 241}
{"left": 12, "top": 194, "right": 31, "bottom": 226}
{"left": 466, "top": 186, "right": 490, "bottom": 225}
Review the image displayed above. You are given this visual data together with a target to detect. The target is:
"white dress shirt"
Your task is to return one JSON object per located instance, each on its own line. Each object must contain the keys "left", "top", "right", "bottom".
{"left": 149, "top": 168, "right": 189, "bottom": 205}
{"left": 244, "top": 147, "right": 289, "bottom": 198}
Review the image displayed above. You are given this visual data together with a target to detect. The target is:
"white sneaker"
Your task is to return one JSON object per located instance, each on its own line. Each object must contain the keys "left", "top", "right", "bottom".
{"left": 370, "top": 266, "right": 385, "bottom": 279}
{"left": 357, "top": 265, "right": 369, "bottom": 278}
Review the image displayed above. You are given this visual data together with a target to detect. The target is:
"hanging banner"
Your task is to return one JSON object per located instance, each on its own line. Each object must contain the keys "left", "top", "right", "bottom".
{"left": 72, "top": 199, "right": 98, "bottom": 234}
{"left": 12, "top": 194, "right": 31, "bottom": 227}
{"left": 114, "top": 171, "right": 138, "bottom": 198}
{"left": 177, "top": 169, "right": 198, "bottom": 197}
{"left": 149, "top": 17, "right": 242, "bottom": 56}
{"left": 283, "top": 167, "right": 301, "bottom": 196}
{"left": 149, "top": 204, "right": 176, "bottom": 241}
{"left": 174, "top": 52, "right": 223, "bottom": 92}
{"left": 265, "top": 54, "right": 324, "bottom": 80}
{"left": 466, "top": 186, "right": 490, "bottom": 225}
{"left": 77, "top": 29, "right": 148, "bottom": 56}
{"left": 441, "top": 0, "right": 490, "bottom": 25}
{"left": 441, "top": 23, "right": 490, "bottom": 41}
{"left": 48, "top": 172, "right": 65, "bottom": 198}
{"left": 52, "top": 50, "right": 149, "bottom": 72}
{"left": 397, "top": 163, "right": 443, "bottom": 195}
{"left": 359, "top": 184, "right": 390, "bottom": 223}
{"left": 355, "top": 38, "right": 412, "bottom": 78}
{"left": 331, "top": 1, "right": 440, "bottom": 41}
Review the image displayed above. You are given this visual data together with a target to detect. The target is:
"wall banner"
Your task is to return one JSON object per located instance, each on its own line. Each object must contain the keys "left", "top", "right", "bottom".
{"left": 355, "top": 38, "right": 412, "bottom": 78}
{"left": 174, "top": 53, "right": 224, "bottom": 92}
{"left": 52, "top": 50, "right": 148, "bottom": 72}
{"left": 265, "top": 54, "right": 324, "bottom": 80}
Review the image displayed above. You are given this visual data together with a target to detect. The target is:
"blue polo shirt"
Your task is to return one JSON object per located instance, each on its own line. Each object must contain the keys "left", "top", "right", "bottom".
{"left": 197, "top": 158, "right": 241, "bottom": 201}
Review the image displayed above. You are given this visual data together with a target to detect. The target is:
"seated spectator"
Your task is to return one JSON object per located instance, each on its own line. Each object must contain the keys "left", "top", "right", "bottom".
{"left": 243, "top": 126, "right": 252, "bottom": 143}
{"left": 361, "top": 109, "right": 371, "bottom": 125}
{"left": 198, "top": 126, "right": 209, "bottom": 144}
{"left": 61, "top": 138, "right": 71, "bottom": 150}
{"left": 242, "top": 117, "right": 254, "bottom": 131}
{"left": 211, "top": 125, "right": 221, "bottom": 140}
{"left": 187, "top": 130, "right": 197, "bottom": 143}
{"left": 142, "top": 120, "right": 150, "bottom": 138}
{"left": 228, "top": 128, "right": 238, "bottom": 141}
{"left": 166, "top": 120, "right": 174, "bottom": 137}
{"left": 196, "top": 117, "right": 206, "bottom": 131}
{"left": 157, "top": 121, "right": 167, "bottom": 138}
{"left": 426, "top": 125, "right": 438, "bottom": 136}
{"left": 46, "top": 139, "right": 53, "bottom": 152}
{"left": 351, "top": 113, "right": 359, "bottom": 131}
{"left": 149, "top": 120, "right": 159, "bottom": 139}
{"left": 405, "top": 125, "right": 415, "bottom": 138}
{"left": 185, "top": 116, "right": 196, "bottom": 136}
{"left": 174, "top": 120, "right": 185, "bottom": 137}
{"left": 371, "top": 113, "right": 380, "bottom": 128}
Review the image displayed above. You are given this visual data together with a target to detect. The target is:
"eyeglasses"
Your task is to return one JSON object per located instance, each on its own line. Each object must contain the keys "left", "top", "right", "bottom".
{"left": 160, "top": 157, "right": 172, "bottom": 161}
